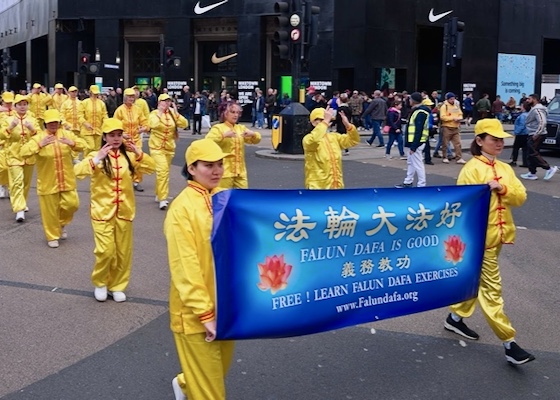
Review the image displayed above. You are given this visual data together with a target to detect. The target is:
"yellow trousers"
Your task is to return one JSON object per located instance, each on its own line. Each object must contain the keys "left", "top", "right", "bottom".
{"left": 8, "top": 164, "right": 34, "bottom": 212}
{"left": 133, "top": 137, "right": 143, "bottom": 184}
{"left": 83, "top": 135, "right": 102, "bottom": 156}
{"left": 450, "top": 245, "right": 516, "bottom": 342}
{"left": 0, "top": 150, "right": 8, "bottom": 185}
{"left": 173, "top": 333, "right": 235, "bottom": 400}
{"left": 90, "top": 217, "right": 133, "bottom": 292}
{"left": 38, "top": 190, "right": 79, "bottom": 241}
{"left": 219, "top": 176, "right": 248, "bottom": 189}
{"left": 71, "top": 130, "right": 82, "bottom": 161}
{"left": 150, "top": 149, "right": 174, "bottom": 200}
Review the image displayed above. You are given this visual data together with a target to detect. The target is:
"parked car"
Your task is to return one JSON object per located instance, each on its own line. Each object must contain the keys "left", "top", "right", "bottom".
{"left": 544, "top": 96, "right": 560, "bottom": 150}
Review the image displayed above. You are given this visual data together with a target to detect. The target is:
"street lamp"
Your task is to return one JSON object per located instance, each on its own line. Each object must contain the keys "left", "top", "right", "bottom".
{"left": 95, "top": 48, "right": 101, "bottom": 62}
{"left": 115, "top": 51, "right": 121, "bottom": 64}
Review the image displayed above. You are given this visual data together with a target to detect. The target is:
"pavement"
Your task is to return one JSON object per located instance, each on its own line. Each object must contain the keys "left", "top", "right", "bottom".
{"left": 254, "top": 123, "right": 516, "bottom": 163}
{"left": 1, "top": 121, "right": 559, "bottom": 400}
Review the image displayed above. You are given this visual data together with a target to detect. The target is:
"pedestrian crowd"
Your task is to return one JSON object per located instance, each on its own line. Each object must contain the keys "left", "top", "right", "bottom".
{"left": 1, "top": 81, "right": 546, "bottom": 400}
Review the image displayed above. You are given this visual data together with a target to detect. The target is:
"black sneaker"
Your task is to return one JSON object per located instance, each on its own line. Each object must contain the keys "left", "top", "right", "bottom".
{"left": 444, "top": 314, "right": 480, "bottom": 340}
{"left": 395, "top": 183, "right": 414, "bottom": 189}
{"left": 505, "top": 342, "right": 535, "bottom": 365}
{"left": 509, "top": 161, "right": 517, "bottom": 166}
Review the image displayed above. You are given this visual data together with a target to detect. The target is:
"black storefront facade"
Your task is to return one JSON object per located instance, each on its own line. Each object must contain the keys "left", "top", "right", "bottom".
{"left": 2, "top": 0, "right": 560, "bottom": 101}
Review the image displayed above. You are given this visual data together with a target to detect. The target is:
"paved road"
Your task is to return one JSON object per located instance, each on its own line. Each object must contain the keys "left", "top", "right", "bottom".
{"left": 1, "top": 125, "right": 559, "bottom": 399}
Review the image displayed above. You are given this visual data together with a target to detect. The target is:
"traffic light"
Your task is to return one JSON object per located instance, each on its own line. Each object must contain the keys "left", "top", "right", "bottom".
{"left": 273, "top": 1, "right": 291, "bottom": 60}
{"left": 165, "top": 46, "right": 181, "bottom": 68}
{"left": 304, "top": 2, "right": 320, "bottom": 47}
{"left": 79, "top": 52, "right": 90, "bottom": 74}
{"left": 449, "top": 17, "right": 465, "bottom": 61}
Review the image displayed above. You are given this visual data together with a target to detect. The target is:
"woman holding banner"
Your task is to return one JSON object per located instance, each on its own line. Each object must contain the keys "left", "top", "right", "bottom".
{"left": 443, "top": 118, "right": 535, "bottom": 366}
{"left": 164, "top": 138, "right": 234, "bottom": 400}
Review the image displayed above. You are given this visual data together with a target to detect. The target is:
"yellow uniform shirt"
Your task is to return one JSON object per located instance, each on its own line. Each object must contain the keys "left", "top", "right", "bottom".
{"left": 74, "top": 149, "right": 156, "bottom": 221}
{"left": 28, "top": 93, "right": 52, "bottom": 120}
{"left": 457, "top": 155, "right": 526, "bottom": 248}
{"left": 79, "top": 98, "right": 108, "bottom": 137}
{"left": 148, "top": 110, "right": 187, "bottom": 152}
{"left": 60, "top": 98, "right": 84, "bottom": 132}
{"left": 50, "top": 93, "right": 69, "bottom": 111}
{"left": 302, "top": 123, "right": 360, "bottom": 189}
{"left": 0, "top": 112, "right": 40, "bottom": 165}
{"left": 205, "top": 122, "right": 261, "bottom": 180}
{"left": 114, "top": 104, "right": 149, "bottom": 143}
{"left": 164, "top": 181, "right": 223, "bottom": 334}
{"left": 135, "top": 98, "right": 150, "bottom": 120}
{"left": 440, "top": 100, "right": 464, "bottom": 128}
{"left": 20, "top": 128, "right": 86, "bottom": 195}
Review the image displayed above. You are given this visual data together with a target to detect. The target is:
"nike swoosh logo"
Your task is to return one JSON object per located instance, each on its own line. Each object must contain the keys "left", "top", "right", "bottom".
{"left": 211, "top": 52, "right": 238, "bottom": 64}
{"left": 194, "top": 0, "right": 228, "bottom": 15}
{"left": 428, "top": 8, "right": 453, "bottom": 23}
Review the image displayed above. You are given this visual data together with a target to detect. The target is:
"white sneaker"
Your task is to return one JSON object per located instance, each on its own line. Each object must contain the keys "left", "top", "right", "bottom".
{"left": 24, "top": 206, "right": 29, "bottom": 212}
{"left": 94, "top": 286, "right": 107, "bottom": 302}
{"left": 155, "top": 196, "right": 160, "bottom": 203}
{"left": 60, "top": 227, "right": 68, "bottom": 240}
{"left": 442, "top": 158, "right": 449, "bottom": 164}
{"left": 399, "top": 156, "right": 407, "bottom": 160}
{"left": 544, "top": 166, "right": 558, "bottom": 181}
{"left": 385, "top": 154, "right": 393, "bottom": 160}
{"left": 0, "top": 185, "right": 8, "bottom": 198}
{"left": 47, "top": 240, "right": 59, "bottom": 248}
{"left": 16, "top": 210, "right": 25, "bottom": 222}
{"left": 456, "top": 159, "right": 467, "bottom": 164}
{"left": 172, "top": 377, "right": 186, "bottom": 400}
{"left": 159, "top": 200, "right": 169, "bottom": 210}
{"left": 109, "top": 291, "right": 127, "bottom": 302}
{"left": 520, "top": 172, "right": 538, "bottom": 180}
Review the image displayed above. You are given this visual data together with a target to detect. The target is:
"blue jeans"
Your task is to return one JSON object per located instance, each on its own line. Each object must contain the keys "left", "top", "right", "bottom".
{"left": 256, "top": 111, "right": 264, "bottom": 128}
{"left": 495, "top": 112, "right": 503, "bottom": 122}
{"left": 386, "top": 131, "right": 404, "bottom": 156}
{"left": 363, "top": 114, "right": 373, "bottom": 130}
{"left": 368, "top": 119, "right": 385, "bottom": 145}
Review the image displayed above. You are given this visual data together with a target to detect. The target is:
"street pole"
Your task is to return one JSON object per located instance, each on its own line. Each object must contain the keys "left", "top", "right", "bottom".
{"left": 159, "top": 34, "right": 165, "bottom": 89}
{"left": 440, "top": 22, "right": 449, "bottom": 96}
{"left": 2, "top": 48, "right": 10, "bottom": 92}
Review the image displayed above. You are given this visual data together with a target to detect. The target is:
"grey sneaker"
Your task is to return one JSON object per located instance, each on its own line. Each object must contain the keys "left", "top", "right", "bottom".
{"left": 544, "top": 166, "right": 558, "bottom": 181}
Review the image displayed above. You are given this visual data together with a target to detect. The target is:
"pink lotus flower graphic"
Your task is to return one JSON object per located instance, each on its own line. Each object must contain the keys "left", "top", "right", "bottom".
{"left": 444, "top": 235, "right": 466, "bottom": 265}
{"left": 257, "top": 255, "right": 293, "bottom": 295}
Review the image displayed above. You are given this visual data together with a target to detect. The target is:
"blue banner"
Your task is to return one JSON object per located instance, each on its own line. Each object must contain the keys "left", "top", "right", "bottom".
{"left": 212, "top": 185, "right": 490, "bottom": 340}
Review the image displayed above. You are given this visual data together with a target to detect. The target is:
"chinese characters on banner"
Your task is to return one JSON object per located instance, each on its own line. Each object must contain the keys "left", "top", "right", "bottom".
{"left": 212, "top": 185, "right": 490, "bottom": 340}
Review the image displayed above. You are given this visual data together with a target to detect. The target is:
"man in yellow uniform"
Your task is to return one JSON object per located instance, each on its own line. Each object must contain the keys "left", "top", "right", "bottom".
{"left": 60, "top": 86, "right": 84, "bottom": 163}
{"left": 79, "top": 85, "right": 108, "bottom": 155}
{"left": 0, "top": 94, "right": 40, "bottom": 221}
{"left": 50, "top": 83, "right": 68, "bottom": 111}
{"left": 28, "top": 83, "right": 52, "bottom": 127}
{"left": 20, "top": 109, "right": 86, "bottom": 248}
{"left": 133, "top": 85, "right": 150, "bottom": 120}
{"left": 302, "top": 107, "right": 360, "bottom": 189}
{"left": 113, "top": 88, "right": 149, "bottom": 191}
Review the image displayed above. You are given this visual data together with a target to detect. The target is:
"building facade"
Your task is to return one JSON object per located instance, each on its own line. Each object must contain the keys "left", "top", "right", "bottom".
{"left": 2, "top": 0, "right": 560, "bottom": 102}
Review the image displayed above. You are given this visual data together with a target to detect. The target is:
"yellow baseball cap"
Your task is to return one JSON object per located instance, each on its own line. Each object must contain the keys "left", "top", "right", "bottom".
{"left": 89, "top": 85, "right": 100, "bottom": 95}
{"left": 2, "top": 92, "right": 14, "bottom": 103}
{"left": 185, "top": 139, "right": 232, "bottom": 166}
{"left": 68, "top": 86, "right": 78, "bottom": 92}
{"left": 474, "top": 119, "right": 512, "bottom": 139}
{"left": 44, "top": 109, "right": 62, "bottom": 124}
{"left": 33, "top": 83, "right": 42, "bottom": 89}
{"left": 422, "top": 98, "right": 434, "bottom": 106}
{"left": 309, "top": 107, "right": 325, "bottom": 122}
{"left": 158, "top": 93, "right": 171, "bottom": 102}
{"left": 102, "top": 118, "right": 124, "bottom": 133}
{"left": 123, "top": 88, "right": 135, "bottom": 96}
{"left": 13, "top": 94, "right": 28, "bottom": 104}
{"left": 54, "top": 83, "right": 64, "bottom": 89}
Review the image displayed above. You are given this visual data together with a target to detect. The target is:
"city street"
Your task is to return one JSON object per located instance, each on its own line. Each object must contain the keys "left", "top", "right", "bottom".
{"left": 1, "top": 126, "right": 559, "bottom": 400}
